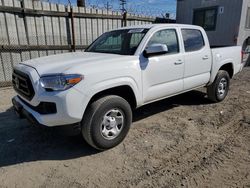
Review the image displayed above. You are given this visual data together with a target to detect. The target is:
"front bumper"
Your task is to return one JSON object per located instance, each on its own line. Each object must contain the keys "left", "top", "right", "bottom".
{"left": 12, "top": 64, "right": 90, "bottom": 127}
{"left": 12, "top": 97, "right": 41, "bottom": 126}
{"left": 12, "top": 86, "right": 88, "bottom": 127}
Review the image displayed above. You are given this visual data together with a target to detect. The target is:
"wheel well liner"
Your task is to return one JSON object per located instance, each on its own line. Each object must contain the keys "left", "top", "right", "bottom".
{"left": 88, "top": 85, "right": 137, "bottom": 109}
{"left": 219, "top": 63, "right": 234, "bottom": 78}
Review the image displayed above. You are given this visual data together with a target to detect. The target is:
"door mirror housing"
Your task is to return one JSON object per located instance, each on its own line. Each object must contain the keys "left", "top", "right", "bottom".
{"left": 143, "top": 44, "right": 168, "bottom": 58}
{"left": 244, "top": 46, "right": 250, "bottom": 54}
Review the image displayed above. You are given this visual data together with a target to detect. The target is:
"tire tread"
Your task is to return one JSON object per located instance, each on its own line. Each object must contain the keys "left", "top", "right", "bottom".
{"left": 207, "top": 70, "right": 230, "bottom": 102}
{"left": 81, "top": 95, "right": 132, "bottom": 150}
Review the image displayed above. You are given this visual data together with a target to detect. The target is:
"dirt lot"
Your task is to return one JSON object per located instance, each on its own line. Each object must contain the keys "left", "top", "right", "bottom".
{"left": 0, "top": 68, "right": 249, "bottom": 188}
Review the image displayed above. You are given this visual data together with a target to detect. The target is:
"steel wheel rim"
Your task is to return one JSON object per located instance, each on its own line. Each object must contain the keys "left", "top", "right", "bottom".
{"left": 218, "top": 78, "right": 228, "bottom": 97}
{"left": 100, "top": 108, "right": 124, "bottom": 140}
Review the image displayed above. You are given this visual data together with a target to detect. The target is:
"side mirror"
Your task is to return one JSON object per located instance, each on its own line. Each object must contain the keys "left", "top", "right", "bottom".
{"left": 244, "top": 46, "right": 250, "bottom": 54}
{"left": 143, "top": 44, "right": 168, "bottom": 58}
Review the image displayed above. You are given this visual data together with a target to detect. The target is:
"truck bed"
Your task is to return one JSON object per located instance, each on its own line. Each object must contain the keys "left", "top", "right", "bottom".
{"left": 209, "top": 46, "right": 243, "bottom": 83}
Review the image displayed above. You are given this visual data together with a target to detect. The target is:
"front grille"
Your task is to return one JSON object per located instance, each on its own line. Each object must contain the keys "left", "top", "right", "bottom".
{"left": 12, "top": 69, "right": 35, "bottom": 101}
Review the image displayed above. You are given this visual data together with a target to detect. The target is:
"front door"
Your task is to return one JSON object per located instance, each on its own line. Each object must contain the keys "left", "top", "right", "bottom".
{"left": 141, "top": 29, "right": 184, "bottom": 103}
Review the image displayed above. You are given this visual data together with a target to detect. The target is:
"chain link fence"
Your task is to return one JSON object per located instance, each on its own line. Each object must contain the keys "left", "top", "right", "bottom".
{"left": 0, "top": 0, "right": 155, "bottom": 87}
{"left": 44, "top": 0, "right": 176, "bottom": 18}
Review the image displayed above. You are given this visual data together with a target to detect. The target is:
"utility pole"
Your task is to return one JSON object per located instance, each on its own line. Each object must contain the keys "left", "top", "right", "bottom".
{"left": 120, "top": 0, "right": 127, "bottom": 27}
{"left": 77, "top": 0, "right": 86, "bottom": 7}
{"left": 120, "top": 0, "right": 126, "bottom": 12}
{"left": 104, "top": 1, "right": 112, "bottom": 12}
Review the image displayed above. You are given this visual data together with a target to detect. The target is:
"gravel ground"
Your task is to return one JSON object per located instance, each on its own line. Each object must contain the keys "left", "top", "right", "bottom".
{"left": 0, "top": 67, "right": 249, "bottom": 188}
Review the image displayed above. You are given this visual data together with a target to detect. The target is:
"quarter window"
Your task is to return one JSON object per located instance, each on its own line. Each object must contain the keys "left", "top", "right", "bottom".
{"left": 181, "top": 29, "right": 205, "bottom": 52}
{"left": 147, "top": 29, "right": 179, "bottom": 54}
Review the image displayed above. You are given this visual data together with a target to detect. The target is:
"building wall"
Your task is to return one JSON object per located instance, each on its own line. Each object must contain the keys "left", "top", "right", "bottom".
{"left": 176, "top": 0, "right": 244, "bottom": 46}
{"left": 238, "top": 0, "right": 250, "bottom": 47}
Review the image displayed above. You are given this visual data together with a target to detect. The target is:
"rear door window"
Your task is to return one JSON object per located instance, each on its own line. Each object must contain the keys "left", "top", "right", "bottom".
{"left": 181, "top": 29, "right": 205, "bottom": 52}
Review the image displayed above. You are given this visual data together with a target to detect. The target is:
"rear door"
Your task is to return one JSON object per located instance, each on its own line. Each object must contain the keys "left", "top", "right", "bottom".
{"left": 181, "top": 28, "right": 212, "bottom": 90}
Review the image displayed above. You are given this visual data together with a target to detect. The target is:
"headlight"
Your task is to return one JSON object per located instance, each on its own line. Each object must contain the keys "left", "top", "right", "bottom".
{"left": 40, "top": 74, "right": 83, "bottom": 91}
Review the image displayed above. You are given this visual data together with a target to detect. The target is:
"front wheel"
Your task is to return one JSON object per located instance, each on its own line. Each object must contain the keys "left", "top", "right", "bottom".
{"left": 81, "top": 95, "right": 132, "bottom": 150}
{"left": 207, "top": 70, "right": 230, "bottom": 102}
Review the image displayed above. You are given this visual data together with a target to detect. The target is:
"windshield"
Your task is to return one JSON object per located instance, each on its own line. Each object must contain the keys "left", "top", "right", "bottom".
{"left": 85, "top": 29, "right": 149, "bottom": 55}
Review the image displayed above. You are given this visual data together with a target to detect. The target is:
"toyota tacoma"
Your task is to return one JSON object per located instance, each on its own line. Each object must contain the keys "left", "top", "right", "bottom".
{"left": 12, "top": 24, "right": 244, "bottom": 150}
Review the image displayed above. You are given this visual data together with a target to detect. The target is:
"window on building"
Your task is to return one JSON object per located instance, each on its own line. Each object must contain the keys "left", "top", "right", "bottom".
{"left": 246, "top": 7, "right": 250, "bottom": 29}
{"left": 181, "top": 29, "right": 205, "bottom": 52}
{"left": 147, "top": 29, "right": 179, "bottom": 54}
{"left": 193, "top": 7, "right": 218, "bottom": 31}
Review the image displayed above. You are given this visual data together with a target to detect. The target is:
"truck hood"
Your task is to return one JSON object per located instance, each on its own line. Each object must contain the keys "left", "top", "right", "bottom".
{"left": 20, "top": 52, "right": 132, "bottom": 76}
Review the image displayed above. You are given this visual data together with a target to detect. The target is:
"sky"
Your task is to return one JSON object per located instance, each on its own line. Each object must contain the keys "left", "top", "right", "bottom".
{"left": 55, "top": 0, "right": 177, "bottom": 18}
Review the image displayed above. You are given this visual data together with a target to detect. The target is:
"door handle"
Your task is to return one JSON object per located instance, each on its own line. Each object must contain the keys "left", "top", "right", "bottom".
{"left": 174, "top": 60, "right": 183, "bottom": 65}
{"left": 202, "top": 55, "right": 209, "bottom": 60}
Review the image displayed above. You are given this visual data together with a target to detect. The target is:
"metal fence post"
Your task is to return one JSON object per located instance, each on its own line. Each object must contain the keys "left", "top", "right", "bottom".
{"left": 70, "top": 6, "right": 76, "bottom": 52}
{"left": 122, "top": 11, "right": 127, "bottom": 27}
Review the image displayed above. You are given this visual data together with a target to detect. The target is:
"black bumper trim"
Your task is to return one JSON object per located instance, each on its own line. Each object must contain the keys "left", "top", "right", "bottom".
{"left": 17, "top": 96, "right": 57, "bottom": 115}
{"left": 12, "top": 97, "right": 43, "bottom": 126}
{"left": 12, "top": 97, "right": 81, "bottom": 128}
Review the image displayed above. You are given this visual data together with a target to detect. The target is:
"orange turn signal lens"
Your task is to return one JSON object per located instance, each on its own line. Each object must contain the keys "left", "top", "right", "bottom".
{"left": 67, "top": 77, "right": 82, "bottom": 84}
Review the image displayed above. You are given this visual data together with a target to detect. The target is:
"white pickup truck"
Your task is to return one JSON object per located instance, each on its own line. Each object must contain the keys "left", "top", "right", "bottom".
{"left": 12, "top": 24, "right": 244, "bottom": 150}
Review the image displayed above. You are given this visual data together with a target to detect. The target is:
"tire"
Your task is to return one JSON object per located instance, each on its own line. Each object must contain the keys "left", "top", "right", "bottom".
{"left": 81, "top": 95, "right": 132, "bottom": 150}
{"left": 207, "top": 70, "right": 230, "bottom": 102}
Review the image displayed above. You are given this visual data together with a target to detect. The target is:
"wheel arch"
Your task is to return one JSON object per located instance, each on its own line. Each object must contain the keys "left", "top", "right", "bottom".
{"left": 209, "top": 62, "right": 234, "bottom": 85}
{"left": 219, "top": 63, "right": 234, "bottom": 78}
{"left": 87, "top": 85, "right": 138, "bottom": 110}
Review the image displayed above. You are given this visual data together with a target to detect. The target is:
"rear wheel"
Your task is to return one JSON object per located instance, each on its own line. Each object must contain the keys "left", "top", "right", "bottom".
{"left": 81, "top": 95, "right": 132, "bottom": 150}
{"left": 207, "top": 70, "right": 230, "bottom": 102}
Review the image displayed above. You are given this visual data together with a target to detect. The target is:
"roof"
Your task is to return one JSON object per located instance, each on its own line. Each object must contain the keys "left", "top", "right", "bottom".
{"left": 114, "top": 24, "right": 202, "bottom": 31}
